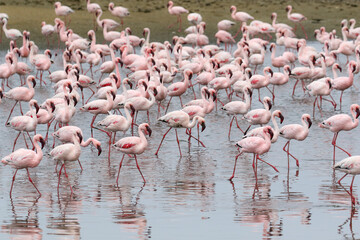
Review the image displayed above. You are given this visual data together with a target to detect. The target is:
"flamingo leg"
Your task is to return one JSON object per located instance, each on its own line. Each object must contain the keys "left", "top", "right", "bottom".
{"left": 185, "top": 129, "right": 206, "bottom": 147}
{"left": 77, "top": 159, "right": 83, "bottom": 171}
{"left": 337, "top": 173, "right": 348, "bottom": 184}
{"left": 283, "top": 140, "right": 299, "bottom": 167}
{"left": 10, "top": 169, "right": 18, "bottom": 197}
{"left": 234, "top": 117, "right": 244, "bottom": 133}
{"left": 165, "top": 96, "right": 173, "bottom": 114}
{"left": 299, "top": 22, "right": 308, "bottom": 39}
{"left": 26, "top": 131, "right": 35, "bottom": 150}
{"left": 312, "top": 96, "right": 317, "bottom": 118}
{"left": 229, "top": 152, "right": 242, "bottom": 181}
{"left": 228, "top": 116, "right": 235, "bottom": 139}
{"left": 155, "top": 127, "right": 172, "bottom": 155}
{"left": 62, "top": 164, "right": 73, "bottom": 194}
{"left": 332, "top": 132, "right": 351, "bottom": 158}
{"left": 257, "top": 156, "right": 279, "bottom": 172}
{"left": 90, "top": 115, "right": 97, "bottom": 138}
{"left": 292, "top": 80, "right": 299, "bottom": 96}
{"left": 12, "top": 132, "right": 22, "bottom": 152}
{"left": 26, "top": 168, "right": 41, "bottom": 196}
{"left": 339, "top": 91, "right": 344, "bottom": 110}
{"left": 116, "top": 154, "right": 126, "bottom": 185}
{"left": 316, "top": 96, "right": 323, "bottom": 117}
{"left": 23, "top": 133, "right": 29, "bottom": 149}
{"left": 134, "top": 155, "right": 146, "bottom": 183}
{"left": 57, "top": 164, "right": 64, "bottom": 194}
{"left": 6, "top": 101, "right": 19, "bottom": 125}
{"left": 350, "top": 175, "right": 356, "bottom": 205}
{"left": 175, "top": 129, "right": 182, "bottom": 157}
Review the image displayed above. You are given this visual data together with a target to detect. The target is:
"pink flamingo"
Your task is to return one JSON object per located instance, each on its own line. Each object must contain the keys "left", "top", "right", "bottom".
{"left": 270, "top": 43, "right": 290, "bottom": 69}
{"left": 279, "top": 113, "right": 312, "bottom": 168}
{"left": 290, "top": 64, "right": 312, "bottom": 96}
{"left": 7, "top": 99, "right": 39, "bottom": 152}
{"left": 285, "top": 5, "right": 307, "bottom": 39}
{"left": 230, "top": 127, "right": 279, "bottom": 181}
{"left": 80, "top": 90, "right": 116, "bottom": 137}
{"left": 217, "top": 20, "right": 235, "bottom": 31}
{"left": 86, "top": 0, "right": 101, "bottom": 30}
{"left": 97, "top": 102, "right": 134, "bottom": 160}
{"left": 167, "top": 1, "right": 189, "bottom": 32}
{"left": 18, "top": 31, "right": 30, "bottom": 58}
{"left": 269, "top": 65, "right": 291, "bottom": 103}
{"left": 215, "top": 30, "right": 235, "bottom": 51}
{"left": 95, "top": 9, "right": 120, "bottom": 30}
{"left": 4, "top": 75, "right": 36, "bottom": 124}
{"left": 41, "top": 22, "right": 55, "bottom": 48}
{"left": 26, "top": 100, "right": 55, "bottom": 141}
{"left": 243, "top": 96, "right": 272, "bottom": 132}
{"left": 108, "top": 2, "right": 130, "bottom": 28}
{"left": 230, "top": 5, "right": 254, "bottom": 38}
{"left": 102, "top": 23, "right": 122, "bottom": 42}
{"left": 165, "top": 69, "right": 192, "bottom": 113}
{"left": 1, "top": 18, "right": 22, "bottom": 45}
{"left": 249, "top": 67, "right": 274, "bottom": 103}
{"left": 87, "top": 30, "right": 111, "bottom": 56}
{"left": 306, "top": 77, "right": 336, "bottom": 117}
{"left": 0, "top": 53, "right": 13, "bottom": 89}
{"left": 331, "top": 61, "right": 356, "bottom": 108}
{"left": 54, "top": 2, "right": 74, "bottom": 27}
{"left": 113, "top": 123, "right": 152, "bottom": 184}
{"left": 1, "top": 134, "right": 45, "bottom": 197}
{"left": 319, "top": 104, "right": 360, "bottom": 163}
{"left": 221, "top": 87, "right": 252, "bottom": 138}
{"left": 156, "top": 110, "right": 206, "bottom": 157}
{"left": 50, "top": 131, "right": 82, "bottom": 194}
{"left": 334, "top": 156, "right": 360, "bottom": 205}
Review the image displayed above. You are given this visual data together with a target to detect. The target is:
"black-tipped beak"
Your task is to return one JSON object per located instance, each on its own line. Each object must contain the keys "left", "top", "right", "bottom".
{"left": 129, "top": 104, "right": 136, "bottom": 115}
{"left": 65, "top": 96, "right": 70, "bottom": 105}
{"left": 212, "top": 92, "right": 217, "bottom": 101}
{"left": 267, "top": 100, "right": 272, "bottom": 110}
{"left": 188, "top": 72, "right": 193, "bottom": 80}
{"left": 68, "top": 83, "right": 73, "bottom": 93}
{"left": 268, "top": 128, "right": 274, "bottom": 140}
{"left": 153, "top": 88, "right": 158, "bottom": 96}
{"left": 279, "top": 113, "right": 284, "bottom": 124}
{"left": 40, "top": 137, "right": 45, "bottom": 149}
{"left": 268, "top": 68, "right": 273, "bottom": 77}
{"left": 50, "top": 102, "right": 56, "bottom": 112}
{"left": 97, "top": 145, "right": 102, "bottom": 156}
{"left": 77, "top": 131, "right": 83, "bottom": 143}
{"left": 356, "top": 107, "right": 360, "bottom": 119}
{"left": 34, "top": 102, "right": 40, "bottom": 114}
{"left": 201, "top": 122, "right": 206, "bottom": 132}
{"left": 204, "top": 88, "right": 210, "bottom": 99}
{"left": 146, "top": 125, "right": 152, "bottom": 137}
{"left": 72, "top": 96, "right": 78, "bottom": 106}
{"left": 248, "top": 89, "right": 253, "bottom": 97}
{"left": 111, "top": 91, "right": 116, "bottom": 100}
{"left": 31, "top": 78, "right": 36, "bottom": 88}
{"left": 142, "top": 82, "right": 148, "bottom": 91}
{"left": 0, "top": 91, "right": 3, "bottom": 99}
{"left": 307, "top": 117, "right": 312, "bottom": 128}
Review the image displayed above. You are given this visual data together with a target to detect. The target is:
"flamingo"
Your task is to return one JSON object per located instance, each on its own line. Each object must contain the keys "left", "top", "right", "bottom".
{"left": 167, "top": 1, "right": 189, "bottom": 32}
{"left": 95, "top": 9, "right": 120, "bottom": 30}
{"left": 269, "top": 43, "right": 290, "bottom": 69}
{"left": 0, "top": 52, "right": 14, "bottom": 89}
{"left": 243, "top": 96, "right": 272, "bottom": 132}
{"left": 269, "top": 65, "right": 291, "bottom": 103}
{"left": 41, "top": 21, "right": 55, "bottom": 48}
{"left": 54, "top": 2, "right": 74, "bottom": 27}
{"left": 86, "top": 0, "right": 101, "bottom": 30}
{"left": 165, "top": 69, "right": 192, "bottom": 113}
{"left": 108, "top": 2, "right": 130, "bottom": 28}
{"left": 334, "top": 156, "right": 360, "bottom": 205}
{"left": 279, "top": 113, "right": 312, "bottom": 168}
{"left": 50, "top": 131, "right": 83, "bottom": 194}
{"left": 319, "top": 104, "right": 360, "bottom": 163}
{"left": 97, "top": 102, "right": 135, "bottom": 160}
{"left": 249, "top": 67, "right": 273, "bottom": 103}
{"left": 6, "top": 99, "right": 40, "bottom": 152}
{"left": 79, "top": 90, "right": 116, "bottom": 137}
{"left": 26, "top": 100, "right": 55, "bottom": 141}
{"left": 1, "top": 18, "right": 22, "bottom": 44}
{"left": 230, "top": 5, "right": 254, "bottom": 38}
{"left": 113, "top": 123, "right": 152, "bottom": 184}
{"left": 4, "top": 75, "right": 36, "bottom": 125}
{"left": 1, "top": 134, "right": 45, "bottom": 197}
{"left": 230, "top": 127, "right": 279, "bottom": 182}
{"left": 156, "top": 110, "right": 206, "bottom": 157}
{"left": 221, "top": 87, "right": 252, "bottom": 138}
{"left": 285, "top": 5, "right": 307, "bottom": 39}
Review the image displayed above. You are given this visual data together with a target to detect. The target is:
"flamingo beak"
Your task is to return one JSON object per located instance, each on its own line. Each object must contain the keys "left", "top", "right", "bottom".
{"left": 307, "top": 117, "right": 312, "bottom": 128}
{"left": 77, "top": 132, "right": 83, "bottom": 143}
{"left": 268, "top": 128, "right": 274, "bottom": 140}
{"left": 248, "top": 89, "right": 253, "bottom": 98}
{"left": 337, "top": 65, "right": 342, "bottom": 72}
{"left": 268, "top": 68, "right": 273, "bottom": 77}
{"left": 68, "top": 83, "right": 73, "bottom": 93}
{"left": 127, "top": 81, "right": 133, "bottom": 89}
{"left": 356, "top": 107, "right": 360, "bottom": 119}
{"left": 0, "top": 91, "right": 3, "bottom": 99}
{"left": 204, "top": 88, "right": 210, "bottom": 99}
{"left": 72, "top": 96, "right": 78, "bottom": 106}
{"left": 34, "top": 102, "right": 40, "bottom": 114}
{"left": 142, "top": 82, "right": 148, "bottom": 91}
{"left": 153, "top": 88, "right": 158, "bottom": 96}
{"left": 201, "top": 122, "right": 206, "bottom": 132}
{"left": 212, "top": 92, "right": 217, "bottom": 101}
{"left": 279, "top": 113, "right": 284, "bottom": 124}
{"left": 146, "top": 125, "right": 152, "bottom": 137}
{"left": 97, "top": 145, "right": 102, "bottom": 156}
{"left": 32, "top": 78, "right": 36, "bottom": 88}
{"left": 40, "top": 137, "right": 46, "bottom": 149}
{"left": 50, "top": 102, "right": 56, "bottom": 112}
{"left": 111, "top": 91, "right": 116, "bottom": 100}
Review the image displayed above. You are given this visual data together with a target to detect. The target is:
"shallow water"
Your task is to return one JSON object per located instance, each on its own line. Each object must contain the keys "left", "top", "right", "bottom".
{"left": 0, "top": 40, "right": 359, "bottom": 240}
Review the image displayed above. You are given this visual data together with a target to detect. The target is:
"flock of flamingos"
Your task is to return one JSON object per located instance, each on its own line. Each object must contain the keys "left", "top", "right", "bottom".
{"left": 0, "top": 0, "right": 360, "bottom": 206}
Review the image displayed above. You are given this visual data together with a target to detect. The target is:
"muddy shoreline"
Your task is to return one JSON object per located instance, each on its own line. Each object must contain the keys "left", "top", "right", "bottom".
{"left": 0, "top": 1, "right": 359, "bottom": 48}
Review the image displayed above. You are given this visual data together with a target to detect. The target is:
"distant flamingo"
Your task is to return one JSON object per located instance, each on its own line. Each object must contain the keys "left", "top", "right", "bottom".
{"left": 230, "top": 127, "right": 278, "bottom": 182}
{"left": 334, "top": 156, "right": 360, "bottom": 205}
{"left": 230, "top": 5, "right": 254, "bottom": 38}
{"left": 54, "top": 2, "right": 74, "bottom": 27}
{"left": 108, "top": 2, "right": 130, "bottom": 28}
{"left": 113, "top": 123, "right": 152, "bottom": 183}
{"left": 86, "top": 0, "right": 101, "bottom": 30}
{"left": 279, "top": 113, "right": 312, "bottom": 168}
{"left": 165, "top": 69, "right": 192, "bottom": 113}
{"left": 41, "top": 21, "right": 55, "bottom": 48}
{"left": 286, "top": 5, "right": 307, "bottom": 39}
{"left": 167, "top": 1, "right": 189, "bottom": 32}
{"left": 156, "top": 110, "right": 206, "bottom": 157}
{"left": 319, "top": 104, "right": 360, "bottom": 163}
{"left": 95, "top": 9, "right": 120, "bottom": 30}
{"left": 1, "top": 134, "right": 45, "bottom": 197}
{"left": 243, "top": 96, "right": 272, "bottom": 132}
{"left": 1, "top": 18, "right": 22, "bottom": 45}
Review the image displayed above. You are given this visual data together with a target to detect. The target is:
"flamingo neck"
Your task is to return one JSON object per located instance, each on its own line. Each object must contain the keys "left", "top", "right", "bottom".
{"left": 351, "top": 108, "right": 359, "bottom": 127}
{"left": 187, "top": 116, "right": 199, "bottom": 129}
{"left": 124, "top": 105, "right": 133, "bottom": 125}
{"left": 34, "top": 139, "right": 43, "bottom": 161}
{"left": 81, "top": 138, "right": 94, "bottom": 147}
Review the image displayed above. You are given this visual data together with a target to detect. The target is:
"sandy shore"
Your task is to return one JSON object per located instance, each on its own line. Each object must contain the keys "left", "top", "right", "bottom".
{"left": 0, "top": 0, "right": 358, "bottom": 48}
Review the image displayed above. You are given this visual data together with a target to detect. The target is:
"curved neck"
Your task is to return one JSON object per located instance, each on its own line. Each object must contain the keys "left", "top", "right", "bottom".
{"left": 96, "top": 11, "right": 102, "bottom": 25}
{"left": 272, "top": 113, "right": 279, "bottom": 133}
{"left": 272, "top": 15, "right": 277, "bottom": 27}
{"left": 271, "top": 46, "right": 276, "bottom": 60}
{"left": 186, "top": 116, "right": 199, "bottom": 128}
{"left": 2, "top": 20, "right": 7, "bottom": 33}
{"left": 106, "top": 92, "right": 114, "bottom": 109}
{"left": 124, "top": 105, "right": 132, "bottom": 123}
{"left": 33, "top": 139, "right": 43, "bottom": 160}
{"left": 244, "top": 90, "right": 251, "bottom": 108}
{"left": 342, "top": 29, "right": 348, "bottom": 41}
{"left": 350, "top": 108, "right": 359, "bottom": 127}
{"left": 332, "top": 65, "right": 338, "bottom": 78}
{"left": 301, "top": 117, "right": 309, "bottom": 129}
{"left": 81, "top": 138, "right": 94, "bottom": 147}
{"left": 30, "top": 103, "right": 38, "bottom": 123}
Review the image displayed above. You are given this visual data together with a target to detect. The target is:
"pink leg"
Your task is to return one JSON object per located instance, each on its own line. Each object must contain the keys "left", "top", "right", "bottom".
{"left": 10, "top": 169, "right": 18, "bottom": 197}
{"left": 292, "top": 80, "right": 299, "bottom": 96}
{"left": 134, "top": 155, "right": 146, "bottom": 183}
{"left": 57, "top": 164, "right": 64, "bottom": 194}
{"left": 6, "top": 101, "right": 19, "bottom": 125}
{"left": 350, "top": 175, "right": 356, "bottom": 205}
{"left": 337, "top": 173, "right": 348, "bottom": 184}
{"left": 283, "top": 140, "right": 300, "bottom": 167}
{"left": 229, "top": 152, "right": 242, "bottom": 181}
{"left": 26, "top": 168, "right": 41, "bottom": 196}
{"left": 23, "top": 133, "right": 29, "bottom": 149}
{"left": 332, "top": 132, "right": 351, "bottom": 158}
{"left": 26, "top": 131, "right": 35, "bottom": 150}
{"left": 77, "top": 160, "right": 83, "bottom": 171}
{"left": 185, "top": 129, "right": 206, "bottom": 147}
{"left": 12, "top": 132, "right": 21, "bottom": 152}
{"left": 175, "top": 129, "right": 182, "bottom": 157}
{"left": 228, "top": 116, "right": 235, "bottom": 139}
{"left": 257, "top": 156, "right": 279, "bottom": 172}
{"left": 116, "top": 154, "right": 126, "bottom": 185}
{"left": 165, "top": 96, "right": 173, "bottom": 114}
{"left": 299, "top": 22, "right": 308, "bottom": 39}
{"left": 234, "top": 117, "right": 244, "bottom": 133}
{"left": 62, "top": 164, "right": 73, "bottom": 194}
{"left": 155, "top": 127, "right": 172, "bottom": 155}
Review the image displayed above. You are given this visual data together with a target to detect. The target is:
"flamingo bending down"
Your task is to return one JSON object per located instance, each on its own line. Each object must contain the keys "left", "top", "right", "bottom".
{"left": 113, "top": 123, "right": 152, "bottom": 184}
{"left": 167, "top": 1, "right": 189, "bottom": 32}
{"left": 156, "top": 110, "right": 206, "bottom": 157}
{"left": 319, "top": 104, "right": 360, "bottom": 163}
{"left": 230, "top": 127, "right": 279, "bottom": 182}
{"left": 334, "top": 156, "right": 360, "bottom": 205}
{"left": 50, "top": 132, "right": 83, "bottom": 194}
{"left": 1, "top": 134, "right": 45, "bottom": 197}
{"left": 279, "top": 113, "right": 312, "bottom": 168}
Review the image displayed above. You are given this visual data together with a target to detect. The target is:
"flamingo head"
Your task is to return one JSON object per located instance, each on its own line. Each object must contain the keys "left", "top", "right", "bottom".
{"left": 271, "top": 12, "right": 276, "bottom": 20}
{"left": 126, "top": 103, "right": 136, "bottom": 116}
{"left": 265, "top": 127, "right": 274, "bottom": 140}
{"left": 353, "top": 104, "right": 360, "bottom": 119}
{"left": 54, "top": 2, "right": 61, "bottom": 8}
{"left": 66, "top": 82, "right": 73, "bottom": 93}
{"left": 49, "top": 101, "right": 56, "bottom": 113}
{"left": 276, "top": 110, "right": 284, "bottom": 124}
{"left": 167, "top": 1, "right": 173, "bottom": 8}
{"left": 143, "top": 123, "right": 152, "bottom": 137}
{"left": 303, "top": 114, "right": 312, "bottom": 128}
{"left": 285, "top": 5, "right": 292, "bottom": 12}
{"left": 350, "top": 61, "right": 357, "bottom": 73}
{"left": 335, "top": 63, "right": 342, "bottom": 72}
{"left": 0, "top": 88, "right": 3, "bottom": 99}
{"left": 108, "top": 2, "right": 114, "bottom": 11}
{"left": 264, "top": 97, "right": 272, "bottom": 110}
{"left": 76, "top": 131, "right": 83, "bottom": 143}
{"left": 29, "top": 76, "right": 36, "bottom": 88}
{"left": 198, "top": 117, "right": 206, "bottom": 132}
{"left": 325, "top": 78, "right": 332, "bottom": 89}
{"left": 204, "top": 88, "right": 211, "bottom": 99}
{"left": 39, "top": 136, "right": 46, "bottom": 149}
{"left": 230, "top": 6, "right": 235, "bottom": 13}
{"left": 245, "top": 87, "right": 252, "bottom": 98}
{"left": 265, "top": 67, "right": 273, "bottom": 77}
{"left": 110, "top": 90, "right": 116, "bottom": 100}
{"left": 211, "top": 91, "right": 217, "bottom": 101}
{"left": 72, "top": 96, "right": 78, "bottom": 106}
{"left": 270, "top": 43, "right": 275, "bottom": 52}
